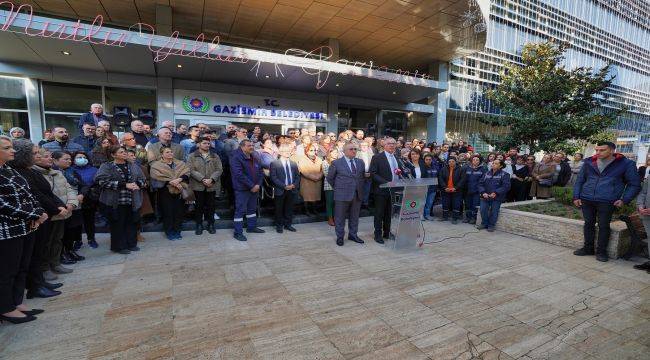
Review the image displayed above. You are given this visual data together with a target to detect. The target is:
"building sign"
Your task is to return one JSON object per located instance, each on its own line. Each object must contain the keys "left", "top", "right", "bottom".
{"left": 174, "top": 90, "right": 327, "bottom": 121}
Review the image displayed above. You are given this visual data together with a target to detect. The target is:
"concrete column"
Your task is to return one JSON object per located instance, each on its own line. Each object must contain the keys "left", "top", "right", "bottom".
{"left": 156, "top": 5, "right": 173, "bottom": 37}
{"left": 327, "top": 94, "right": 338, "bottom": 134}
{"left": 427, "top": 62, "right": 449, "bottom": 144}
{"left": 324, "top": 38, "right": 340, "bottom": 61}
{"left": 157, "top": 77, "right": 174, "bottom": 127}
{"left": 25, "top": 78, "right": 44, "bottom": 142}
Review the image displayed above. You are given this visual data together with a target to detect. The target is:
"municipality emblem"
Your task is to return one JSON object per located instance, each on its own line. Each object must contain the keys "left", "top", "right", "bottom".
{"left": 182, "top": 96, "right": 210, "bottom": 113}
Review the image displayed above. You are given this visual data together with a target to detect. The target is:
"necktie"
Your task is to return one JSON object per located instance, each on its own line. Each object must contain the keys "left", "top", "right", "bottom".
{"left": 350, "top": 159, "right": 357, "bottom": 174}
{"left": 285, "top": 161, "right": 292, "bottom": 186}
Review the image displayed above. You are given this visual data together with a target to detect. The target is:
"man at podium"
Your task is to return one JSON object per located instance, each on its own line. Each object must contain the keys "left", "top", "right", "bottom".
{"left": 369, "top": 137, "right": 404, "bottom": 244}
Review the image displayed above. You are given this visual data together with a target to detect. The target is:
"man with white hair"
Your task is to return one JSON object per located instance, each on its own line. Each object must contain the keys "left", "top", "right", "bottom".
{"left": 78, "top": 103, "right": 107, "bottom": 131}
{"left": 146, "top": 127, "right": 184, "bottom": 162}
{"left": 97, "top": 120, "right": 118, "bottom": 145}
{"left": 130, "top": 120, "right": 149, "bottom": 147}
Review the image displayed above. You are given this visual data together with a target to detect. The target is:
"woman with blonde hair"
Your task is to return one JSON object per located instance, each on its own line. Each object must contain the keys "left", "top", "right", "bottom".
{"left": 297, "top": 143, "right": 323, "bottom": 215}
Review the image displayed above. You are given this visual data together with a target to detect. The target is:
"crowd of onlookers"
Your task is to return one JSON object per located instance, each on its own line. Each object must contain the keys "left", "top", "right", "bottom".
{"left": 2, "top": 102, "right": 648, "bottom": 325}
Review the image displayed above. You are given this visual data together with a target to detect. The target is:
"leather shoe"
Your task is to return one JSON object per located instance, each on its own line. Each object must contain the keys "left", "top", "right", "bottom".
{"left": 573, "top": 248, "right": 595, "bottom": 256}
{"left": 234, "top": 233, "right": 248, "bottom": 242}
{"left": 336, "top": 238, "right": 344, "bottom": 246}
{"left": 26, "top": 286, "right": 61, "bottom": 299}
{"left": 51, "top": 265, "right": 73, "bottom": 274}
{"left": 633, "top": 261, "right": 650, "bottom": 270}
{"left": 60, "top": 253, "right": 76, "bottom": 265}
{"left": 129, "top": 246, "right": 140, "bottom": 252}
{"left": 284, "top": 225, "right": 297, "bottom": 232}
{"left": 246, "top": 227, "right": 265, "bottom": 234}
{"left": 195, "top": 223, "right": 203, "bottom": 235}
{"left": 276, "top": 227, "right": 283, "bottom": 233}
{"left": 596, "top": 253, "right": 609, "bottom": 262}
{"left": 374, "top": 235, "right": 384, "bottom": 244}
{"left": 69, "top": 251, "right": 85, "bottom": 261}
{"left": 117, "top": 249, "right": 131, "bottom": 255}
{"left": 0, "top": 314, "right": 37, "bottom": 324}
{"left": 348, "top": 236, "right": 364, "bottom": 244}
{"left": 21, "top": 309, "right": 44, "bottom": 316}
{"left": 206, "top": 223, "right": 216, "bottom": 234}
{"left": 43, "top": 281, "right": 63, "bottom": 290}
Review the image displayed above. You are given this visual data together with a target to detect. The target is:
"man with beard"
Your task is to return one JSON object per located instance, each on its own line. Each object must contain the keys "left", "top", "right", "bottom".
{"left": 42, "top": 127, "right": 84, "bottom": 154}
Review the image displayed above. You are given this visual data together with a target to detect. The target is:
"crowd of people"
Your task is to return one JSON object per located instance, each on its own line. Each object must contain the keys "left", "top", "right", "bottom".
{"left": 1, "top": 102, "right": 648, "bottom": 325}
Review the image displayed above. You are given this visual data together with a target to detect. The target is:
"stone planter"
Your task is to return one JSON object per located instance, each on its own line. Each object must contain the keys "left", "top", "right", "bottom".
{"left": 478, "top": 199, "right": 630, "bottom": 259}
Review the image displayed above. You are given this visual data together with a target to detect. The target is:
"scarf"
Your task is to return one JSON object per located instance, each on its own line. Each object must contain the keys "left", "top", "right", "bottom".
{"left": 150, "top": 159, "right": 190, "bottom": 194}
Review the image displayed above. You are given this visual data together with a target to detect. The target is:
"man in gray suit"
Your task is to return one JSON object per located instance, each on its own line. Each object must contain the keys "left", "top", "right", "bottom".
{"left": 326, "top": 142, "right": 366, "bottom": 246}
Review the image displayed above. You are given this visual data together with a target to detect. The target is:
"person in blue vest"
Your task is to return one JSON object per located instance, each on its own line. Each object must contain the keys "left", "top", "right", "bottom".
{"left": 230, "top": 139, "right": 265, "bottom": 241}
{"left": 463, "top": 155, "right": 487, "bottom": 224}
{"left": 477, "top": 159, "right": 511, "bottom": 232}
{"left": 573, "top": 142, "right": 640, "bottom": 262}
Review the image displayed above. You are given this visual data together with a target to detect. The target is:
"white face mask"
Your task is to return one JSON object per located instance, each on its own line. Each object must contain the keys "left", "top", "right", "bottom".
{"left": 75, "top": 158, "right": 88, "bottom": 166}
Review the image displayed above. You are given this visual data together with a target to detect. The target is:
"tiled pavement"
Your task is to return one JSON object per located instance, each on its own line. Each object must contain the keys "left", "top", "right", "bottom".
{"left": 0, "top": 218, "right": 649, "bottom": 359}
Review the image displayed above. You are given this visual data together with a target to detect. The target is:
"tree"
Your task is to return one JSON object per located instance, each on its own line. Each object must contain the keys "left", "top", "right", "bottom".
{"left": 482, "top": 41, "right": 621, "bottom": 153}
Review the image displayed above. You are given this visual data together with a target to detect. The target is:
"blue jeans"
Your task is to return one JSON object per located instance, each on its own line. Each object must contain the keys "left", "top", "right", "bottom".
{"left": 233, "top": 190, "right": 259, "bottom": 235}
{"left": 424, "top": 189, "right": 436, "bottom": 217}
{"left": 464, "top": 193, "right": 480, "bottom": 221}
{"left": 480, "top": 199, "right": 502, "bottom": 228}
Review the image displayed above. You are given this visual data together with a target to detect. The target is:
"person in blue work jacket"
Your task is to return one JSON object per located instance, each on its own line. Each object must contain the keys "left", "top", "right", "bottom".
{"left": 229, "top": 139, "right": 265, "bottom": 241}
{"left": 477, "top": 159, "right": 511, "bottom": 232}
{"left": 422, "top": 153, "right": 439, "bottom": 220}
{"left": 462, "top": 155, "right": 487, "bottom": 224}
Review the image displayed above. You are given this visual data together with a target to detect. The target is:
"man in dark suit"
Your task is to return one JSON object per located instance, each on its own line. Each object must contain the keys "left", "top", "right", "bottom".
{"left": 369, "top": 137, "right": 403, "bottom": 244}
{"left": 327, "top": 142, "right": 366, "bottom": 246}
{"left": 78, "top": 103, "right": 108, "bottom": 131}
{"left": 269, "top": 144, "right": 299, "bottom": 233}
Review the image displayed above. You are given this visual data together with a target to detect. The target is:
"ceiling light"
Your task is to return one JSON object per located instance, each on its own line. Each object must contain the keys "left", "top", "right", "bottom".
{"left": 61, "top": 51, "right": 70, "bottom": 55}
{"left": 335, "top": 83, "right": 340, "bottom": 87}
{"left": 265, "top": 75, "right": 270, "bottom": 78}
{"left": 177, "top": 64, "right": 182, "bottom": 68}
{"left": 392, "top": 91, "right": 397, "bottom": 95}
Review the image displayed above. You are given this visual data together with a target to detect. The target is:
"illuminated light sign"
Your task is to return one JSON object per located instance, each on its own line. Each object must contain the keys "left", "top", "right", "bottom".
{"left": 0, "top": 1, "right": 467, "bottom": 89}
{"left": 174, "top": 90, "right": 327, "bottom": 121}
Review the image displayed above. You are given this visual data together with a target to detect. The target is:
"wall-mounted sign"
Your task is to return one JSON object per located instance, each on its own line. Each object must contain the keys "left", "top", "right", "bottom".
{"left": 174, "top": 90, "right": 327, "bottom": 121}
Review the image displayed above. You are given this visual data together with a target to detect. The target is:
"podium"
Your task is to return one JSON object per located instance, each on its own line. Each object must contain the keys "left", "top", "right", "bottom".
{"left": 380, "top": 178, "right": 438, "bottom": 250}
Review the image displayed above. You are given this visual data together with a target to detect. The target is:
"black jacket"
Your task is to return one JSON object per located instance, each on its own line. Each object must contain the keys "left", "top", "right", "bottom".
{"left": 403, "top": 159, "right": 428, "bottom": 179}
{"left": 269, "top": 159, "right": 300, "bottom": 197}
{"left": 438, "top": 164, "right": 466, "bottom": 192}
{"left": 369, "top": 151, "right": 405, "bottom": 195}
{"left": 555, "top": 160, "right": 572, "bottom": 186}
{"left": 15, "top": 167, "right": 65, "bottom": 217}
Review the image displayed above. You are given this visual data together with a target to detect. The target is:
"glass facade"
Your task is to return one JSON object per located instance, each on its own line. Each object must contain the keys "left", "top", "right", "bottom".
{"left": 0, "top": 76, "right": 29, "bottom": 138}
{"left": 42, "top": 82, "right": 156, "bottom": 137}
{"left": 448, "top": 0, "right": 650, "bottom": 148}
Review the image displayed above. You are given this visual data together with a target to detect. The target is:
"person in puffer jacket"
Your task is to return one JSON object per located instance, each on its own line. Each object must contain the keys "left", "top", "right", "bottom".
{"left": 477, "top": 159, "right": 510, "bottom": 232}
{"left": 572, "top": 142, "right": 640, "bottom": 262}
{"left": 462, "top": 155, "right": 487, "bottom": 224}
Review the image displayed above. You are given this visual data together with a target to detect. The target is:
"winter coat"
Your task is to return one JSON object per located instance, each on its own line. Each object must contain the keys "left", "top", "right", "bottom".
{"left": 573, "top": 153, "right": 640, "bottom": 204}
{"left": 32, "top": 165, "right": 78, "bottom": 220}
{"left": 188, "top": 151, "right": 223, "bottom": 193}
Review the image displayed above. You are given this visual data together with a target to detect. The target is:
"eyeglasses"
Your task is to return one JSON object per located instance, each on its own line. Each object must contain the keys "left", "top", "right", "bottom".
{"left": 349, "top": 148, "right": 358, "bottom": 151}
